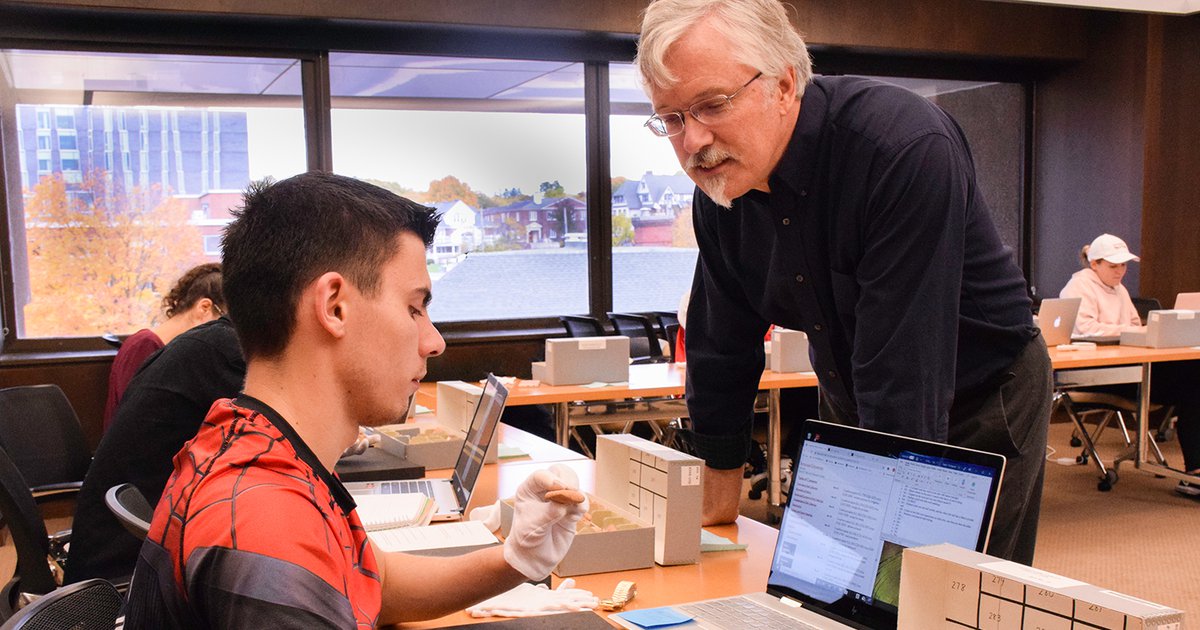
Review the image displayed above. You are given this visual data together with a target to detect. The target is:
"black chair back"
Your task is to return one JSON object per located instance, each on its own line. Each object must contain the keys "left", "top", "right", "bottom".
{"left": 1131, "top": 296, "right": 1162, "bottom": 324}
{"left": 0, "top": 386, "right": 91, "bottom": 499}
{"left": 559, "top": 315, "right": 606, "bottom": 338}
{"left": 104, "top": 483, "right": 153, "bottom": 540}
{"left": 0, "top": 445, "right": 61, "bottom": 615}
{"left": 0, "top": 579, "right": 121, "bottom": 630}
{"left": 606, "top": 312, "right": 668, "bottom": 364}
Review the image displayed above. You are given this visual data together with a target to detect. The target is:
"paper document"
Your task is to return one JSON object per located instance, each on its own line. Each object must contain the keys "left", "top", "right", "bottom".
{"left": 368, "top": 520, "right": 499, "bottom": 553}
{"left": 354, "top": 493, "right": 435, "bottom": 531}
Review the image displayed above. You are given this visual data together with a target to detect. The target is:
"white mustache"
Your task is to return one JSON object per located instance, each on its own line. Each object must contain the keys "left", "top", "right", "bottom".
{"left": 686, "top": 147, "right": 733, "bottom": 171}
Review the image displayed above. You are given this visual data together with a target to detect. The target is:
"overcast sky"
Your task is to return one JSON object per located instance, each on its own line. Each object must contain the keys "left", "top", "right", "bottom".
{"left": 246, "top": 109, "right": 684, "bottom": 197}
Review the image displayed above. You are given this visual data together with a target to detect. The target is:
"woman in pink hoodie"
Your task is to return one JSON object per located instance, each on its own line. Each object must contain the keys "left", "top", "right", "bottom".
{"left": 1060, "top": 234, "right": 1200, "bottom": 497}
{"left": 1059, "top": 233, "right": 1143, "bottom": 337}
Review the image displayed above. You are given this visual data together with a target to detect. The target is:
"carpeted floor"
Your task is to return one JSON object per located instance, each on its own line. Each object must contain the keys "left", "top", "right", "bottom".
{"left": 740, "top": 418, "right": 1200, "bottom": 616}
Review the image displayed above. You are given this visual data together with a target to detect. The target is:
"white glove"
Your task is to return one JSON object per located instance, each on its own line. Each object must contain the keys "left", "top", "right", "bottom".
{"left": 466, "top": 578, "right": 598, "bottom": 618}
{"left": 468, "top": 499, "right": 503, "bottom": 533}
{"left": 340, "top": 430, "right": 380, "bottom": 458}
{"left": 503, "top": 464, "right": 588, "bottom": 580}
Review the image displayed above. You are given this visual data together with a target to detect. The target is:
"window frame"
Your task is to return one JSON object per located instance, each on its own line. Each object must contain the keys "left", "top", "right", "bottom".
{"left": 0, "top": 3, "right": 1037, "bottom": 360}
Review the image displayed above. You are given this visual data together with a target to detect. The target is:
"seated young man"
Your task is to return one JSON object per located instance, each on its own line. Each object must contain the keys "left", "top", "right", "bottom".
{"left": 123, "top": 172, "right": 586, "bottom": 628}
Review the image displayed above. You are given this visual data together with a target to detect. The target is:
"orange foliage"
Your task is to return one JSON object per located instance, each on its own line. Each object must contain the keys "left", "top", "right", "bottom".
{"left": 22, "top": 172, "right": 206, "bottom": 337}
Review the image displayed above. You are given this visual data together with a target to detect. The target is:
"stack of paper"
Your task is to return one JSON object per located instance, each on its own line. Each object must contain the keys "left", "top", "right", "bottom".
{"left": 354, "top": 493, "right": 435, "bottom": 531}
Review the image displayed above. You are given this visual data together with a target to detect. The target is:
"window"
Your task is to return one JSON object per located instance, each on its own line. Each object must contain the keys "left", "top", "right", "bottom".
{"left": 609, "top": 63, "right": 699, "bottom": 315}
{"left": 2, "top": 49, "right": 305, "bottom": 340}
{"left": 36, "top": 133, "right": 49, "bottom": 150}
{"left": 328, "top": 53, "right": 587, "bottom": 324}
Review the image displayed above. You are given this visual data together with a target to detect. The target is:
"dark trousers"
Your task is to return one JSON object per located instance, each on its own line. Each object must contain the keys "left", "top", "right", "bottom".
{"left": 820, "top": 338, "right": 1052, "bottom": 566}
{"left": 947, "top": 338, "right": 1052, "bottom": 565}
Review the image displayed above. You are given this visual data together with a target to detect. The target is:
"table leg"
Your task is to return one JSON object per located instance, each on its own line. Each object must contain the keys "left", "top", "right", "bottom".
{"left": 768, "top": 389, "right": 782, "bottom": 509}
{"left": 555, "top": 401, "right": 570, "bottom": 447}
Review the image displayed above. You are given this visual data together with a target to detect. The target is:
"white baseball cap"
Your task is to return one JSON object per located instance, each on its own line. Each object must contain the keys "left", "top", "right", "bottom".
{"left": 1087, "top": 233, "right": 1140, "bottom": 264}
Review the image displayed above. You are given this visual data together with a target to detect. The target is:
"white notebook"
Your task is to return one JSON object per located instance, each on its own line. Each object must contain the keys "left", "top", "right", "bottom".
{"left": 354, "top": 493, "right": 435, "bottom": 531}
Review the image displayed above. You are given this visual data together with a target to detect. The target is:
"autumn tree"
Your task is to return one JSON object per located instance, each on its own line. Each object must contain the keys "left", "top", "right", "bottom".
{"left": 22, "top": 172, "right": 206, "bottom": 337}
{"left": 426, "top": 175, "right": 483, "bottom": 208}
{"left": 612, "top": 214, "right": 636, "bottom": 247}
{"left": 672, "top": 205, "right": 698, "bottom": 248}
{"left": 539, "top": 180, "right": 566, "bottom": 198}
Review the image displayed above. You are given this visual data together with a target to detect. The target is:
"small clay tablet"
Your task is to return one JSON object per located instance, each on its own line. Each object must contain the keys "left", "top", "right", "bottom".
{"left": 544, "top": 488, "right": 586, "bottom": 504}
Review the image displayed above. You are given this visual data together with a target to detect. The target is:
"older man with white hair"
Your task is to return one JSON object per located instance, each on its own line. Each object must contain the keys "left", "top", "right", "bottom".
{"left": 637, "top": 0, "right": 1052, "bottom": 564}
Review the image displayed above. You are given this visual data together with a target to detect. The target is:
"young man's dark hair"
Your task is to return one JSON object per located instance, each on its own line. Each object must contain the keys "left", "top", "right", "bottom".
{"left": 221, "top": 171, "right": 439, "bottom": 359}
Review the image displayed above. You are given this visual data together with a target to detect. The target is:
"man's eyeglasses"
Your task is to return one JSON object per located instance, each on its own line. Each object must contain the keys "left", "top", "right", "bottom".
{"left": 644, "top": 72, "right": 763, "bottom": 138}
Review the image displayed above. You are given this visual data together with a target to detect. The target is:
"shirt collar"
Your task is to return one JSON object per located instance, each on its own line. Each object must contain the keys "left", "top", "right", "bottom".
{"left": 768, "top": 78, "right": 828, "bottom": 199}
{"left": 233, "top": 394, "right": 357, "bottom": 514}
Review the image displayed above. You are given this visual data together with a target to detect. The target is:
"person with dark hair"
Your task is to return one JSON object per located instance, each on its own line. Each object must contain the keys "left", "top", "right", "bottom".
{"left": 124, "top": 172, "right": 586, "bottom": 628}
{"left": 66, "top": 316, "right": 244, "bottom": 585}
{"left": 102, "top": 263, "right": 225, "bottom": 431}
{"left": 637, "top": 0, "right": 1052, "bottom": 564}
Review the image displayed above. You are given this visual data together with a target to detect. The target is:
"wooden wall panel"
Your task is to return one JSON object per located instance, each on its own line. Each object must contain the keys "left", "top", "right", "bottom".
{"left": 1140, "top": 15, "right": 1200, "bottom": 302}
{"left": 1033, "top": 11, "right": 1147, "bottom": 299}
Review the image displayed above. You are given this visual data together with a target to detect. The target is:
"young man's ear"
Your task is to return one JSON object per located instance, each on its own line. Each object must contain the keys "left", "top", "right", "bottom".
{"left": 312, "top": 271, "right": 350, "bottom": 339}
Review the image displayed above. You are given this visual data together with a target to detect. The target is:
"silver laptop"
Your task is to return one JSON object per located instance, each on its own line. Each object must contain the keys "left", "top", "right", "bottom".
{"left": 344, "top": 374, "right": 508, "bottom": 521}
{"left": 1121, "top": 310, "right": 1200, "bottom": 348}
{"left": 1175, "top": 292, "right": 1200, "bottom": 310}
{"left": 1036, "top": 297, "right": 1081, "bottom": 346}
{"left": 613, "top": 419, "right": 1006, "bottom": 630}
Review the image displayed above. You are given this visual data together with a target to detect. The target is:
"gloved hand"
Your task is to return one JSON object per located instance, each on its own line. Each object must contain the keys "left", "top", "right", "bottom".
{"left": 503, "top": 464, "right": 588, "bottom": 580}
{"left": 340, "top": 429, "right": 380, "bottom": 458}
{"left": 466, "top": 578, "right": 598, "bottom": 617}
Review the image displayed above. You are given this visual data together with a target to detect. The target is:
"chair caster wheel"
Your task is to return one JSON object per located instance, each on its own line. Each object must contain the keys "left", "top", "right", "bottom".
{"left": 1098, "top": 470, "right": 1117, "bottom": 491}
{"left": 1156, "top": 429, "right": 1175, "bottom": 442}
{"left": 748, "top": 489, "right": 763, "bottom": 501}
{"left": 1076, "top": 455, "right": 1088, "bottom": 465}
{"left": 1070, "top": 436, "right": 1082, "bottom": 448}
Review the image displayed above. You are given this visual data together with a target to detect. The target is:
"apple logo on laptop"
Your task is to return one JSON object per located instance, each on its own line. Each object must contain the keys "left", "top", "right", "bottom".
{"left": 1053, "top": 316, "right": 1062, "bottom": 328}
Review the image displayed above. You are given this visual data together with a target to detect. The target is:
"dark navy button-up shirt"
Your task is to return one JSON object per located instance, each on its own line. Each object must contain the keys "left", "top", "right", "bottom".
{"left": 684, "top": 76, "right": 1038, "bottom": 469}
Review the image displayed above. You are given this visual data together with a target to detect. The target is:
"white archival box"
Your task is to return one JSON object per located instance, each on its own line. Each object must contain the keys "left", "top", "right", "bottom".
{"left": 1120, "top": 309, "right": 1200, "bottom": 348}
{"left": 435, "top": 380, "right": 482, "bottom": 433}
{"left": 898, "top": 543, "right": 1185, "bottom": 630}
{"left": 531, "top": 336, "right": 631, "bottom": 385}
{"left": 594, "top": 433, "right": 702, "bottom": 566}
{"left": 770, "top": 327, "right": 812, "bottom": 373}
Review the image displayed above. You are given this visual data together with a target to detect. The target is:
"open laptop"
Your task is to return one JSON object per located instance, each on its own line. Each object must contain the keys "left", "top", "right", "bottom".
{"left": 344, "top": 373, "right": 508, "bottom": 521}
{"left": 1120, "top": 309, "right": 1200, "bottom": 348}
{"left": 1036, "top": 297, "right": 1081, "bottom": 345}
{"left": 613, "top": 419, "right": 1005, "bottom": 630}
{"left": 1175, "top": 292, "right": 1200, "bottom": 310}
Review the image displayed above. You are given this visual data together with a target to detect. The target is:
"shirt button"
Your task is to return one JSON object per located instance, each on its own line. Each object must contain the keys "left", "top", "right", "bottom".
{"left": 800, "top": 189, "right": 809, "bottom": 197}
{"left": 782, "top": 218, "right": 791, "bottom": 226}
{"left": 794, "top": 274, "right": 804, "bottom": 283}
{"left": 827, "top": 371, "right": 837, "bottom": 379}
{"left": 813, "top": 324, "right": 823, "bottom": 331}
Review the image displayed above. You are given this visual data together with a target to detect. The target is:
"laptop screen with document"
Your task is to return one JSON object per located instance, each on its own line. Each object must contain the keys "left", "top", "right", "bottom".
{"left": 765, "top": 419, "right": 1005, "bottom": 629}
{"left": 450, "top": 373, "right": 508, "bottom": 510}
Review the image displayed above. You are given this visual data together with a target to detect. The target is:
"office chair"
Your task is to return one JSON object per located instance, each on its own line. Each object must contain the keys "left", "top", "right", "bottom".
{"left": 652, "top": 311, "right": 681, "bottom": 359}
{"left": 0, "top": 385, "right": 92, "bottom": 504}
{"left": 559, "top": 315, "right": 606, "bottom": 338}
{"left": 0, "top": 578, "right": 121, "bottom": 630}
{"left": 606, "top": 312, "right": 669, "bottom": 364}
{"left": 104, "top": 483, "right": 153, "bottom": 540}
{"left": 0, "top": 445, "right": 70, "bottom": 620}
{"left": 1056, "top": 389, "right": 1170, "bottom": 491}
{"left": 1131, "top": 296, "right": 1162, "bottom": 325}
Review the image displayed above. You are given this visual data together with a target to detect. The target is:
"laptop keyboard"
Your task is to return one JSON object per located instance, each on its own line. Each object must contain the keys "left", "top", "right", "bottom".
{"left": 678, "top": 597, "right": 824, "bottom": 629}
{"left": 376, "top": 479, "right": 436, "bottom": 496}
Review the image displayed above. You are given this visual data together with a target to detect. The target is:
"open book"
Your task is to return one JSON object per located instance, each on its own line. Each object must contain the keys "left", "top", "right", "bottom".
{"left": 353, "top": 492, "right": 435, "bottom": 531}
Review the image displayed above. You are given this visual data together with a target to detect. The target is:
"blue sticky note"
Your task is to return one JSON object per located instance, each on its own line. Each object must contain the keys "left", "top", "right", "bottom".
{"left": 613, "top": 607, "right": 694, "bottom": 628}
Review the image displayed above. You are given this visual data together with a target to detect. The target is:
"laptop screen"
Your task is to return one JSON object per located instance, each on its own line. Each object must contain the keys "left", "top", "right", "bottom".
{"left": 450, "top": 374, "right": 509, "bottom": 508}
{"left": 767, "top": 419, "right": 1004, "bottom": 629}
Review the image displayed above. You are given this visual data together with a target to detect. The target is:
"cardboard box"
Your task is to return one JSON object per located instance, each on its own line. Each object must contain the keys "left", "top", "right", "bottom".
{"left": 770, "top": 327, "right": 812, "bottom": 373}
{"left": 594, "top": 434, "right": 702, "bottom": 566}
{"left": 372, "top": 420, "right": 497, "bottom": 470}
{"left": 898, "top": 543, "right": 1185, "bottom": 630}
{"left": 500, "top": 494, "right": 654, "bottom": 577}
{"left": 531, "top": 336, "right": 631, "bottom": 385}
{"left": 436, "top": 380, "right": 482, "bottom": 433}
